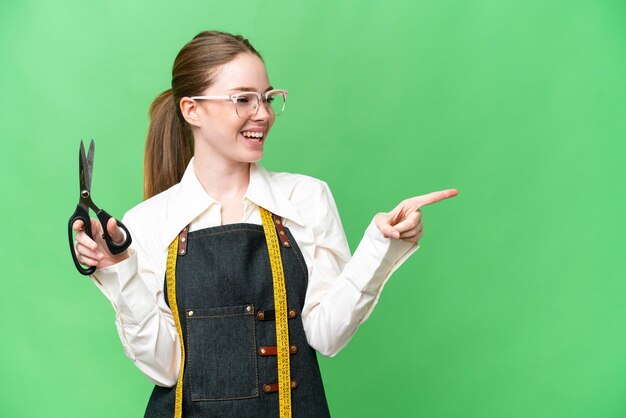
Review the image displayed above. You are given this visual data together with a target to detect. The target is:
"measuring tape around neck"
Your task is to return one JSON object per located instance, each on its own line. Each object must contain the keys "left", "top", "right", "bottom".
{"left": 260, "top": 207, "right": 292, "bottom": 418}
{"left": 166, "top": 235, "right": 185, "bottom": 418}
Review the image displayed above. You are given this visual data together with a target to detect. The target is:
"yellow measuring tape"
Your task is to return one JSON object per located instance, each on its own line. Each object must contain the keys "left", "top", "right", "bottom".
{"left": 166, "top": 236, "right": 185, "bottom": 418}
{"left": 165, "top": 209, "right": 292, "bottom": 418}
{"left": 260, "top": 207, "right": 292, "bottom": 418}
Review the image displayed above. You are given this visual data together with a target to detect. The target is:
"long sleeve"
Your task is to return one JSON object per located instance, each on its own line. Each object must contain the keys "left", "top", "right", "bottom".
{"left": 89, "top": 210, "right": 181, "bottom": 387}
{"left": 301, "top": 182, "right": 418, "bottom": 356}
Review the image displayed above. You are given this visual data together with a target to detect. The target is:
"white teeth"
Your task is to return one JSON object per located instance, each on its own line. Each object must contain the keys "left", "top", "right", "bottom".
{"left": 241, "top": 131, "right": 264, "bottom": 139}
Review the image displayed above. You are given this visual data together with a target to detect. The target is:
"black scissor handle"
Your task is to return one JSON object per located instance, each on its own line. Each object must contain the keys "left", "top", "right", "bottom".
{"left": 95, "top": 209, "right": 132, "bottom": 254}
{"left": 68, "top": 204, "right": 96, "bottom": 276}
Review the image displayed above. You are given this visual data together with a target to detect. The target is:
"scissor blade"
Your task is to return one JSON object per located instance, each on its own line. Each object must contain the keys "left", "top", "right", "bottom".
{"left": 85, "top": 139, "right": 95, "bottom": 191}
{"left": 79, "top": 140, "right": 89, "bottom": 193}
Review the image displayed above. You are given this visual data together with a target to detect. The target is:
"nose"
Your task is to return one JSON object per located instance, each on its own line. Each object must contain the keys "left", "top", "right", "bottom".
{"left": 250, "top": 99, "right": 273, "bottom": 121}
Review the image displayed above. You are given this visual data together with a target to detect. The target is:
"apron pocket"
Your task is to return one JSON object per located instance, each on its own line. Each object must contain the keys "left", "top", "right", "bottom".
{"left": 185, "top": 304, "right": 258, "bottom": 401}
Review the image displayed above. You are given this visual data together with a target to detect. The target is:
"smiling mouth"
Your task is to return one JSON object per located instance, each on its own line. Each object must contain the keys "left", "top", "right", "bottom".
{"left": 241, "top": 131, "right": 265, "bottom": 142}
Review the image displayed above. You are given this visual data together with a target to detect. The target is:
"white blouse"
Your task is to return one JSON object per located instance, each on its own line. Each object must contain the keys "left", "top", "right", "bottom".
{"left": 90, "top": 159, "right": 418, "bottom": 387}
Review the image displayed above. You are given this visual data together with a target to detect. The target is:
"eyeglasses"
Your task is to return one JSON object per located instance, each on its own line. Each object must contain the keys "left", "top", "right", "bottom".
{"left": 190, "top": 89, "right": 288, "bottom": 118}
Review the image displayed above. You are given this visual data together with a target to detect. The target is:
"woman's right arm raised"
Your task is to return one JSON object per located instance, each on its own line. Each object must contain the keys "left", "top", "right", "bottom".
{"left": 72, "top": 214, "right": 181, "bottom": 387}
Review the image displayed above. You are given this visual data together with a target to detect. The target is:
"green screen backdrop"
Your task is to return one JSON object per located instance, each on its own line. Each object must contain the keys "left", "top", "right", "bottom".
{"left": 1, "top": 1, "right": 625, "bottom": 417}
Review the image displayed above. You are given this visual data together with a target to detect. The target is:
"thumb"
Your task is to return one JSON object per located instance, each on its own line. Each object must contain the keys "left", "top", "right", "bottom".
{"left": 106, "top": 217, "right": 125, "bottom": 244}
{"left": 374, "top": 213, "right": 401, "bottom": 239}
{"left": 72, "top": 219, "right": 85, "bottom": 231}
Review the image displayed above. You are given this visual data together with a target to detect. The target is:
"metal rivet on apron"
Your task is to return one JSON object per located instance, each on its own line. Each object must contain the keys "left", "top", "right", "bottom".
{"left": 290, "top": 345, "right": 297, "bottom": 354}
{"left": 288, "top": 309, "right": 296, "bottom": 318}
{"left": 188, "top": 310, "right": 194, "bottom": 316}
{"left": 263, "top": 384, "right": 272, "bottom": 393}
{"left": 291, "top": 379, "right": 298, "bottom": 389}
{"left": 181, "top": 237, "right": 186, "bottom": 242}
{"left": 259, "top": 347, "right": 266, "bottom": 355}
{"left": 257, "top": 311, "right": 265, "bottom": 320}
{"left": 279, "top": 231, "right": 285, "bottom": 236}
{"left": 179, "top": 249, "right": 186, "bottom": 255}
{"left": 246, "top": 305, "right": 252, "bottom": 312}
{"left": 275, "top": 219, "right": 281, "bottom": 225}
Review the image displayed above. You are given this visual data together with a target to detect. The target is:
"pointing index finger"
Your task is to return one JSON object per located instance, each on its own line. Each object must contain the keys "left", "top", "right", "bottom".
{"left": 412, "top": 189, "right": 458, "bottom": 209}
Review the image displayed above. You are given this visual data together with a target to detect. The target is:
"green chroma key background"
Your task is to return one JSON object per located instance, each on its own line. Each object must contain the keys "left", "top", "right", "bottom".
{"left": 1, "top": 1, "right": 625, "bottom": 417}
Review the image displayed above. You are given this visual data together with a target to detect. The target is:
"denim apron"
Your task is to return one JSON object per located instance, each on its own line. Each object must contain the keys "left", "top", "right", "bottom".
{"left": 144, "top": 216, "right": 331, "bottom": 418}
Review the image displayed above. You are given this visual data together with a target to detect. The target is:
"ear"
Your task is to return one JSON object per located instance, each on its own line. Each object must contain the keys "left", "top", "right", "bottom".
{"left": 179, "top": 97, "right": 202, "bottom": 128}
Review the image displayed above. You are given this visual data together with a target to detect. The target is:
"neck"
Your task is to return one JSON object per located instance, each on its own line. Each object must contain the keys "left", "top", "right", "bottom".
{"left": 193, "top": 156, "right": 251, "bottom": 202}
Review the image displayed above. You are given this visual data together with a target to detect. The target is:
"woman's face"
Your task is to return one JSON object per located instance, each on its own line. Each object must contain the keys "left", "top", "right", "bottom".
{"left": 192, "top": 53, "right": 275, "bottom": 166}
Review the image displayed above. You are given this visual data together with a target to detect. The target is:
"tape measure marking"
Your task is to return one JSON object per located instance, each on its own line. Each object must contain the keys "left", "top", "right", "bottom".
{"left": 166, "top": 235, "right": 185, "bottom": 418}
{"left": 260, "top": 208, "right": 292, "bottom": 418}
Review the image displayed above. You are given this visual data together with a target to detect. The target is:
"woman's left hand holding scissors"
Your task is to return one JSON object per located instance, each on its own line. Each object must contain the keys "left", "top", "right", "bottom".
{"left": 68, "top": 140, "right": 132, "bottom": 275}
{"left": 72, "top": 217, "right": 130, "bottom": 269}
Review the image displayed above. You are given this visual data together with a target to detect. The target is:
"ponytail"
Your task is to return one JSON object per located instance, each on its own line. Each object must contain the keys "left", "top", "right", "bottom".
{"left": 144, "top": 89, "right": 193, "bottom": 200}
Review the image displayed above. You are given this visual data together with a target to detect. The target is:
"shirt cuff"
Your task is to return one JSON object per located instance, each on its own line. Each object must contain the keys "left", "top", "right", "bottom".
{"left": 344, "top": 220, "right": 419, "bottom": 294}
{"left": 89, "top": 249, "right": 157, "bottom": 325}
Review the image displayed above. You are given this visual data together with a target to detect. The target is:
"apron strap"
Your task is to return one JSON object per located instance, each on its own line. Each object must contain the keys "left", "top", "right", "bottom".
{"left": 270, "top": 213, "right": 292, "bottom": 248}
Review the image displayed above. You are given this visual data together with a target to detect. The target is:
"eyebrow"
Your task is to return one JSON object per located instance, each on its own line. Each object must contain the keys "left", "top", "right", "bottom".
{"left": 229, "top": 86, "right": 273, "bottom": 93}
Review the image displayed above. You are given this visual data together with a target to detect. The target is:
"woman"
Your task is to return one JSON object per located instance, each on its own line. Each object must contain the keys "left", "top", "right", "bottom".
{"left": 72, "top": 31, "right": 457, "bottom": 417}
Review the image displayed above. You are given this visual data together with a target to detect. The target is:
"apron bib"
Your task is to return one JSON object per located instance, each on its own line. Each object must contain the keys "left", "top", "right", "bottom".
{"left": 144, "top": 211, "right": 330, "bottom": 418}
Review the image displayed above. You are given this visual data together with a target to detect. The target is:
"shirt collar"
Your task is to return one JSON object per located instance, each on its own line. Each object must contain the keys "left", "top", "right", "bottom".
{"left": 162, "top": 158, "right": 304, "bottom": 247}
{"left": 246, "top": 163, "right": 304, "bottom": 227}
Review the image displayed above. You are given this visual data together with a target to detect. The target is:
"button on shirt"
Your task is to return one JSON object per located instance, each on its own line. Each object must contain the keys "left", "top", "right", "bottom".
{"left": 90, "top": 159, "right": 418, "bottom": 387}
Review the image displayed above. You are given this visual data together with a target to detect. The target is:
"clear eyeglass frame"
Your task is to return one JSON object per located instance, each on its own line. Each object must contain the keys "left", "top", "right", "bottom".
{"left": 190, "top": 89, "right": 288, "bottom": 118}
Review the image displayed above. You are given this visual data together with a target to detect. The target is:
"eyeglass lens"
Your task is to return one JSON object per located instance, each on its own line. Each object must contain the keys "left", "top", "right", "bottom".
{"left": 235, "top": 92, "right": 286, "bottom": 118}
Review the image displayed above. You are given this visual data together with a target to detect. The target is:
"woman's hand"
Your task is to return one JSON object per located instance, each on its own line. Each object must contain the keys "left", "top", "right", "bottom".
{"left": 374, "top": 189, "right": 458, "bottom": 243}
{"left": 72, "top": 218, "right": 130, "bottom": 270}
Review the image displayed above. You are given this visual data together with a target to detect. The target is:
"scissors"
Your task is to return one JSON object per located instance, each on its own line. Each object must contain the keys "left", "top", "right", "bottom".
{"left": 68, "top": 140, "right": 132, "bottom": 275}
